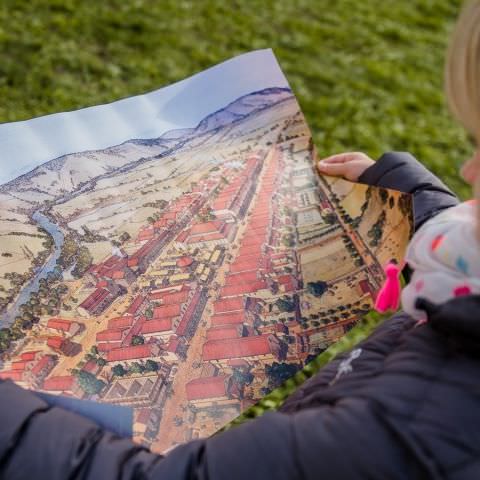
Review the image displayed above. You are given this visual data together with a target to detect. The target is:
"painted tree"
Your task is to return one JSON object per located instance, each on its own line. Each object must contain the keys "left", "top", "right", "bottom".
{"left": 265, "top": 362, "right": 301, "bottom": 389}
{"left": 112, "top": 364, "right": 127, "bottom": 377}
{"left": 232, "top": 368, "right": 254, "bottom": 387}
{"left": 130, "top": 362, "right": 145, "bottom": 374}
{"left": 76, "top": 371, "right": 106, "bottom": 395}
{"left": 275, "top": 298, "right": 296, "bottom": 313}
{"left": 72, "top": 246, "right": 93, "bottom": 278}
{"left": 131, "top": 335, "right": 145, "bottom": 346}
{"left": 145, "top": 359, "right": 159, "bottom": 372}
{"left": 306, "top": 281, "right": 328, "bottom": 297}
{"left": 58, "top": 235, "right": 78, "bottom": 268}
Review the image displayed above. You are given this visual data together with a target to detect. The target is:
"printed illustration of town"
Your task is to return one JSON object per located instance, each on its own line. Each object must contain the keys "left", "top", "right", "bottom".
{"left": 0, "top": 87, "right": 412, "bottom": 452}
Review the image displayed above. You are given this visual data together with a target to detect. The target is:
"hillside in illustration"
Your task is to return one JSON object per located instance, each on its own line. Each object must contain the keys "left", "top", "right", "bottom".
{"left": 0, "top": 87, "right": 295, "bottom": 315}
{"left": 0, "top": 88, "right": 292, "bottom": 198}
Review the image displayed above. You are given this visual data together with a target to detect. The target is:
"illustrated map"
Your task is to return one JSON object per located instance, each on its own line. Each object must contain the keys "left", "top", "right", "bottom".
{"left": 0, "top": 50, "right": 412, "bottom": 452}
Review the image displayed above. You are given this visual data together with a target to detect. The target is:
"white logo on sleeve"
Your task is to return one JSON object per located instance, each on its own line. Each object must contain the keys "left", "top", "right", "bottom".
{"left": 329, "top": 348, "right": 363, "bottom": 385}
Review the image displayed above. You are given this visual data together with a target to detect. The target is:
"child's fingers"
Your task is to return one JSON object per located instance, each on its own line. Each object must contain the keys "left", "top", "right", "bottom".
{"left": 317, "top": 161, "right": 348, "bottom": 176}
{"left": 318, "top": 152, "right": 363, "bottom": 165}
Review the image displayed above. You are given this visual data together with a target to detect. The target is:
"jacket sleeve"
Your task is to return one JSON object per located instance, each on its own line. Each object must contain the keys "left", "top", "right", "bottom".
{"left": 358, "top": 151, "right": 459, "bottom": 230}
{"left": 153, "top": 395, "right": 424, "bottom": 480}
{"left": 279, "top": 312, "right": 415, "bottom": 413}
{"left": 0, "top": 380, "right": 164, "bottom": 480}
{"left": 0, "top": 371, "right": 423, "bottom": 480}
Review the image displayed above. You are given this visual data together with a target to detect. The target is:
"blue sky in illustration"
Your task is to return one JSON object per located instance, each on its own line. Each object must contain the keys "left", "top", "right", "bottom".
{"left": 0, "top": 49, "right": 289, "bottom": 185}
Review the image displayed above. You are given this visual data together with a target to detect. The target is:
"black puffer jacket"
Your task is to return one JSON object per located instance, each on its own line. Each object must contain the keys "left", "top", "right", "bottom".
{"left": 4, "top": 152, "right": 477, "bottom": 480}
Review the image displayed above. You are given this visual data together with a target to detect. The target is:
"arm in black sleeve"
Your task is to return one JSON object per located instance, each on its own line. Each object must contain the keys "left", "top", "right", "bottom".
{"left": 154, "top": 397, "right": 426, "bottom": 480}
{"left": 0, "top": 380, "right": 164, "bottom": 480}
{"left": 0, "top": 380, "right": 307, "bottom": 480}
{"left": 358, "top": 151, "right": 459, "bottom": 230}
{"left": 0, "top": 377, "right": 425, "bottom": 480}
{"left": 279, "top": 312, "right": 415, "bottom": 413}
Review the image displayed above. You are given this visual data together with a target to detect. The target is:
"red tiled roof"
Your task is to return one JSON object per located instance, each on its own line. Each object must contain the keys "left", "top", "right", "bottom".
{"left": 47, "top": 318, "right": 76, "bottom": 332}
{"left": 203, "top": 335, "right": 273, "bottom": 361}
{"left": 212, "top": 198, "right": 229, "bottom": 210}
{"left": 97, "top": 342, "right": 122, "bottom": 352}
{"left": 94, "top": 256, "right": 128, "bottom": 279}
{"left": 153, "top": 304, "right": 181, "bottom": 318}
{"left": 248, "top": 218, "right": 269, "bottom": 228}
{"left": 108, "top": 316, "right": 135, "bottom": 329}
{"left": 82, "top": 360, "right": 99, "bottom": 373}
{"left": 206, "top": 325, "right": 240, "bottom": 341}
{"left": 150, "top": 288, "right": 190, "bottom": 305}
{"left": 279, "top": 277, "right": 296, "bottom": 292}
{"left": 229, "top": 258, "right": 260, "bottom": 273}
{"left": 186, "top": 232, "right": 225, "bottom": 243}
{"left": 11, "top": 361, "right": 27, "bottom": 371}
{"left": 177, "top": 256, "right": 194, "bottom": 268}
{"left": 31, "top": 355, "right": 55, "bottom": 375}
{"left": 103, "top": 255, "right": 126, "bottom": 268}
{"left": 175, "top": 231, "right": 189, "bottom": 243}
{"left": 96, "top": 328, "right": 126, "bottom": 342}
{"left": 247, "top": 224, "right": 270, "bottom": 233}
{"left": 129, "top": 235, "right": 167, "bottom": 264}
{"left": 149, "top": 290, "right": 171, "bottom": 301}
{"left": 112, "top": 270, "right": 125, "bottom": 280}
{"left": 127, "top": 257, "right": 139, "bottom": 267}
{"left": 141, "top": 318, "right": 173, "bottom": 334}
{"left": 106, "top": 344, "right": 157, "bottom": 362}
{"left": 220, "top": 280, "right": 267, "bottom": 297}
{"left": 225, "top": 271, "right": 260, "bottom": 285}
{"left": 163, "top": 289, "right": 190, "bottom": 305}
{"left": 175, "top": 289, "right": 202, "bottom": 336}
{"left": 163, "top": 212, "right": 177, "bottom": 220}
{"left": 154, "top": 219, "right": 169, "bottom": 228}
{"left": 0, "top": 370, "right": 23, "bottom": 382}
{"left": 79, "top": 288, "right": 110, "bottom": 311}
{"left": 19, "top": 351, "right": 40, "bottom": 361}
{"left": 185, "top": 375, "right": 229, "bottom": 401}
{"left": 96, "top": 280, "right": 108, "bottom": 288}
{"left": 210, "top": 311, "right": 245, "bottom": 326}
{"left": 42, "top": 375, "right": 75, "bottom": 391}
{"left": 47, "top": 336, "right": 65, "bottom": 350}
{"left": 277, "top": 274, "right": 295, "bottom": 285}
{"left": 137, "top": 228, "right": 154, "bottom": 241}
{"left": 238, "top": 245, "right": 263, "bottom": 257}
{"left": 126, "top": 294, "right": 146, "bottom": 315}
{"left": 250, "top": 207, "right": 270, "bottom": 218}
{"left": 240, "top": 235, "right": 266, "bottom": 247}
{"left": 189, "top": 221, "right": 224, "bottom": 235}
{"left": 213, "top": 297, "right": 244, "bottom": 314}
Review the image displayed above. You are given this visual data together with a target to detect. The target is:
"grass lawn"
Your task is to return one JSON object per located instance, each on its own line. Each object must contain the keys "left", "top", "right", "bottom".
{"left": 0, "top": 0, "right": 473, "bottom": 422}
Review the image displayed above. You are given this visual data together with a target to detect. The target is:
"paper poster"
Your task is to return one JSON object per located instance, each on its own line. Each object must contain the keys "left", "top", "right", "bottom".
{"left": 0, "top": 49, "right": 412, "bottom": 452}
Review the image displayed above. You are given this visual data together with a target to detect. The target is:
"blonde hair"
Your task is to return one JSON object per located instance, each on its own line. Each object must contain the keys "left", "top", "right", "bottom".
{"left": 445, "top": 0, "right": 480, "bottom": 143}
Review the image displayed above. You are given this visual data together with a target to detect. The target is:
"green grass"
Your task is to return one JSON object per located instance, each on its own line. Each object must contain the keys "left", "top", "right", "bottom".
{"left": 0, "top": 0, "right": 473, "bottom": 419}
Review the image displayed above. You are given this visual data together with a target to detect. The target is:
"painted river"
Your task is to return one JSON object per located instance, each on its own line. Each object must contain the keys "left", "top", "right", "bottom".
{"left": 0, "top": 211, "right": 65, "bottom": 327}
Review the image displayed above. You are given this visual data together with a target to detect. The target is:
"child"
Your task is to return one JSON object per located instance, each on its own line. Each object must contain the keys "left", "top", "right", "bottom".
{"left": 1, "top": 2, "right": 480, "bottom": 479}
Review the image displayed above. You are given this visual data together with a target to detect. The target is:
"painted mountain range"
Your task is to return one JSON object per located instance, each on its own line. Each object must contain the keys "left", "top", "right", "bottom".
{"left": 0, "top": 87, "right": 293, "bottom": 198}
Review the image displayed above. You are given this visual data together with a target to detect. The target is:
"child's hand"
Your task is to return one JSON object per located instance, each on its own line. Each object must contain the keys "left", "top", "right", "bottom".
{"left": 317, "top": 152, "right": 375, "bottom": 181}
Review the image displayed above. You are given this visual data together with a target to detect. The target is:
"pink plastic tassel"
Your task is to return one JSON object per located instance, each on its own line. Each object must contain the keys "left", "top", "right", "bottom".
{"left": 374, "top": 262, "right": 401, "bottom": 313}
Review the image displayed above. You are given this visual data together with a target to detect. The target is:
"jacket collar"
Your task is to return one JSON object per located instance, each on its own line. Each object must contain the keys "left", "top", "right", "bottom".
{"left": 416, "top": 295, "right": 480, "bottom": 353}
